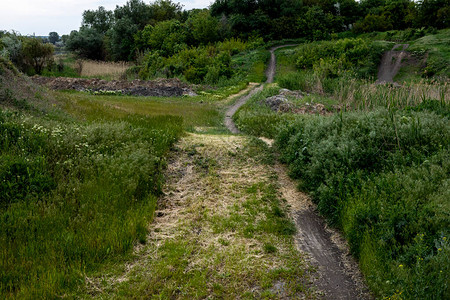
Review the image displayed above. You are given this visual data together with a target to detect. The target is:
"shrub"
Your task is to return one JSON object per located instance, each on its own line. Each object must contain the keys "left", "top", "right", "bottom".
{"left": 275, "top": 109, "right": 450, "bottom": 298}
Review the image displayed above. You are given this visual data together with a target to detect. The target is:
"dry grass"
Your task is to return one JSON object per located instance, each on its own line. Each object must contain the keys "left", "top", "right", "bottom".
{"left": 77, "top": 60, "right": 132, "bottom": 79}
{"left": 334, "top": 79, "right": 449, "bottom": 110}
{"left": 82, "top": 133, "right": 316, "bottom": 299}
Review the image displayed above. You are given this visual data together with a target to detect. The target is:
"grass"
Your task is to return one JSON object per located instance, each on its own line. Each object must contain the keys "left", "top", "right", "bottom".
{"left": 1, "top": 64, "right": 231, "bottom": 297}
{"left": 0, "top": 109, "right": 183, "bottom": 298}
{"left": 80, "top": 134, "right": 315, "bottom": 298}
{"left": 275, "top": 110, "right": 450, "bottom": 299}
{"left": 78, "top": 60, "right": 132, "bottom": 80}
{"left": 232, "top": 38, "right": 450, "bottom": 298}
{"left": 56, "top": 92, "right": 224, "bottom": 132}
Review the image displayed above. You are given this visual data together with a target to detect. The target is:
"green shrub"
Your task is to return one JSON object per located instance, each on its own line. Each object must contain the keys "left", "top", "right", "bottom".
{"left": 292, "top": 38, "right": 386, "bottom": 80}
{"left": 275, "top": 109, "right": 450, "bottom": 298}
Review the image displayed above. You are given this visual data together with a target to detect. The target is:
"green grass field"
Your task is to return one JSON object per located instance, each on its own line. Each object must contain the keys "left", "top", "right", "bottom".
{"left": 1, "top": 29, "right": 449, "bottom": 299}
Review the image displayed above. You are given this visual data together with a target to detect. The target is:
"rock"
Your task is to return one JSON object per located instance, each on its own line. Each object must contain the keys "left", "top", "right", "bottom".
{"left": 279, "top": 88, "right": 303, "bottom": 99}
{"left": 264, "top": 95, "right": 294, "bottom": 112}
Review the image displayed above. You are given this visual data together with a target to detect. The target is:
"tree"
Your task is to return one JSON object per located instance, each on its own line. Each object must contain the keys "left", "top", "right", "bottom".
{"left": 48, "top": 32, "right": 60, "bottom": 44}
{"left": 187, "top": 10, "right": 219, "bottom": 45}
{"left": 353, "top": 13, "right": 393, "bottom": 32}
{"left": 108, "top": 0, "right": 184, "bottom": 60}
{"left": 82, "top": 6, "right": 114, "bottom": 34}
{"left": 135, "top": 20, "right": 188, "bottom": 56}
{"left": 22, "top": 38, "right": 54, "bottom": 74}
{"left": 416, "top": 0, "right": 450, "bottom": 28}
{"left": 61, "top": 34, "right": 69, "bottom": 44}
{"left": 66, "top": 28, "right": 105, "bottom": 60}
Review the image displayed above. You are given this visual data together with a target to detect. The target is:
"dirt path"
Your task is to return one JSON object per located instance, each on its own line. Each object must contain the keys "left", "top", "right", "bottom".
{"left": 85, "top": 45, "right": 371, "bottom": 299}
{"left": 224, "top": 45, "right": 297, "bottom": 133}
{"left": 224, "top": 45, "right": 371, "bottom": 299}
{"left": 377, "top": 44, "right": 409, "bottom": 83}
{"left": 274, "top": 163, "right": 370, "bottom": 299}
{"left": 85, "top": 134, "right": 317, "bottom": 298}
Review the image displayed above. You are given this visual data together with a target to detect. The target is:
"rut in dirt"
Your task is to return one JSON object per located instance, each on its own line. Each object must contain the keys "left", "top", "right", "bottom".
{"left": 225, "top": 45, "right": 371, "bottom": 299}
{"left": 376, "top": 44, "right": 409, "bottom": 84}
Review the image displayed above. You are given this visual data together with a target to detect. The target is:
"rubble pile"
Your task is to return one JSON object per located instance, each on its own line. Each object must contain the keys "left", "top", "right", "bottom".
{"left": 31, "top": 76, "right": 197, "bottom": 97}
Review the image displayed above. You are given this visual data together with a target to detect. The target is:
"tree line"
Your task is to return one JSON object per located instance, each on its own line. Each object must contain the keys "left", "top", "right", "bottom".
{"left": 63, "top": 0, "right": 448, "bottom": 62}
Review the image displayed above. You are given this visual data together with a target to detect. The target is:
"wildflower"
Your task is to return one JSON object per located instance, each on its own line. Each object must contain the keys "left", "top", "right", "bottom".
{"left": 438, "top": 248, "right": 442, "bottom": 251}
{"left": 399, "top": 264, "right": 403, "bottom": 268}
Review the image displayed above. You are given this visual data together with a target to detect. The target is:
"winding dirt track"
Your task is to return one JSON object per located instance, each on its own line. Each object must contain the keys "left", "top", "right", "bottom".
{"left": 225, "top": 46, "right": 371, "bottom": 299}
{"left": 225, "top": 45, "right": 297, "bottom": 134}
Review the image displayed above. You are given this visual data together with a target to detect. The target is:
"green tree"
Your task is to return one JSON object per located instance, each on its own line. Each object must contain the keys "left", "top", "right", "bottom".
{"left": 135, "top": 20, "right": 188, "bottom": 56}
{"left": 187, "top": 10, "right": 219, "bottom": 45}
{"left": 416, "top": 0, "right": 450, "bottom": 28}
{"left": 108, "top": 0, "right": 183, "bottom": 60}
{"left": 353, "top": 13, "right": 393, "bottom": 32}
{"left": 66, "top": 28, "right": 105, "bottom": 60}
{"left": 82, "top": 6, "right": 114, "bottom": 34}
{"left": 48, "top": 32, "right": 60, "bottom": 44}
{"left": 383, "top": 0, "right": 414, "bottom": 29}
{"left": 22, "top": 38, "right": 54, "bottom": 74}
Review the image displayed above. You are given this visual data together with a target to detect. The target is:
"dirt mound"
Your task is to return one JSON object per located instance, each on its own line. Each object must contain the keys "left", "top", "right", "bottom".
{"left": 0, "top": 61, "right": 55, "bottom": 113}
{"left": 31, "top": 76, "right": 196, "bottom": 97}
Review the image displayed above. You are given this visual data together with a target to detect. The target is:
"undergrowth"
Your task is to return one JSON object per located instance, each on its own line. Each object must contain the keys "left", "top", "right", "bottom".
{"left": 274, "top": 108, "right": 449, "bottom": 298}
{"left": 0, "top": 110, "right": 183, "bottom": 298}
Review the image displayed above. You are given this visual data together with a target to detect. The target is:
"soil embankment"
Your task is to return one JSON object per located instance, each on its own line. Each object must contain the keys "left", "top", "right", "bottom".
{"left": 377, "top": 44, "right": 409, "bottom": 83}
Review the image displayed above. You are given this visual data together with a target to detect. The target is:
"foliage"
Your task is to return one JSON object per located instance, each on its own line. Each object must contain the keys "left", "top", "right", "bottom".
{"left": 48, "top": 32, "right": 60, "bottom": 45}
{"left": 66, "top": 28, "right": 105, "bottom": 60}
{"left": 186, "top": 9, "right": 220, "bottom": 45}
{"left": 0, "top": 110, "right": 183, "bottom": 298}
{"left": 275, "top": 109, "right": 449, "bottom": 298}
{"left": 290, "top": 38, "right": 388, "bottom": 80}
{"left": 138, "top": 38, "right": 267, "bottom": 85}
{"left": 134, "top": 20, "right": 188, "bottom": 56}
{"left": 21, "top": 38, "right": 54, "bottom": 75}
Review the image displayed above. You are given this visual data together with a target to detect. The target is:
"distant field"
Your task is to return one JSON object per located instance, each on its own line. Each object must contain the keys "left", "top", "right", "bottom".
{"left": 78, "top": 60, "right": 131, "bottom": 79}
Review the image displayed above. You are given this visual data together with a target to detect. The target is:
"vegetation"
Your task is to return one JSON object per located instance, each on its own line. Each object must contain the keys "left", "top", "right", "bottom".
{"left": 83, "top": 135, "right": 314, "bottom": 298}
{"left": 63, "top": 0, "right": 448, "bottom": 65}
{"left": 233, "top": 29, "right": 449, "bottom": 299}
{"left": 275, "top": 109, "right": 449, "bottom": 299}
{"left": 1, "top": 0, "right": 449, "bottom": 297}
{"left": 137, "top": 37, "right": 267, "bottom": 84}
{"left": 0, "top": 33, "right": 54, "bottom": 75}
{"left": 0, "top": 64, "right": 187, "bottom": 298}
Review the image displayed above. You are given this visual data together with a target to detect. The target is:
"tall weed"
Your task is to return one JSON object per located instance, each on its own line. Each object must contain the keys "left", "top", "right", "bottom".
{"left": 275, "top": 109, "right": 449, "bottom": 298}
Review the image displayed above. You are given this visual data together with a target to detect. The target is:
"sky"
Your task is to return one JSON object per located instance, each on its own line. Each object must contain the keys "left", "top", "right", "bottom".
{"left": 0, "top": 0, "right": 212, "bottom": 36}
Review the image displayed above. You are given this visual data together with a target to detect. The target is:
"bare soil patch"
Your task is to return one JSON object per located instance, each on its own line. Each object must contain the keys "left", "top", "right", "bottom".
{"left": 377, "top": 44, "right": 411, "bottom": 84}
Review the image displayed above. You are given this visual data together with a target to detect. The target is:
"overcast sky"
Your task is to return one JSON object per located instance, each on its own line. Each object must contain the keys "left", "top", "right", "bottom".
{"left": 0, "top": 0, "right": 212, "bottom": 36}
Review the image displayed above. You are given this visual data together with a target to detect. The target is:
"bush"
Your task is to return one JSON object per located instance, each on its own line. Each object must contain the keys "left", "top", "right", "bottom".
{"left": 275, "top": 109, "right": 450, "bottom": 298}
{"left": 293, "top": 38, "right": 384, "bottom": 79}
